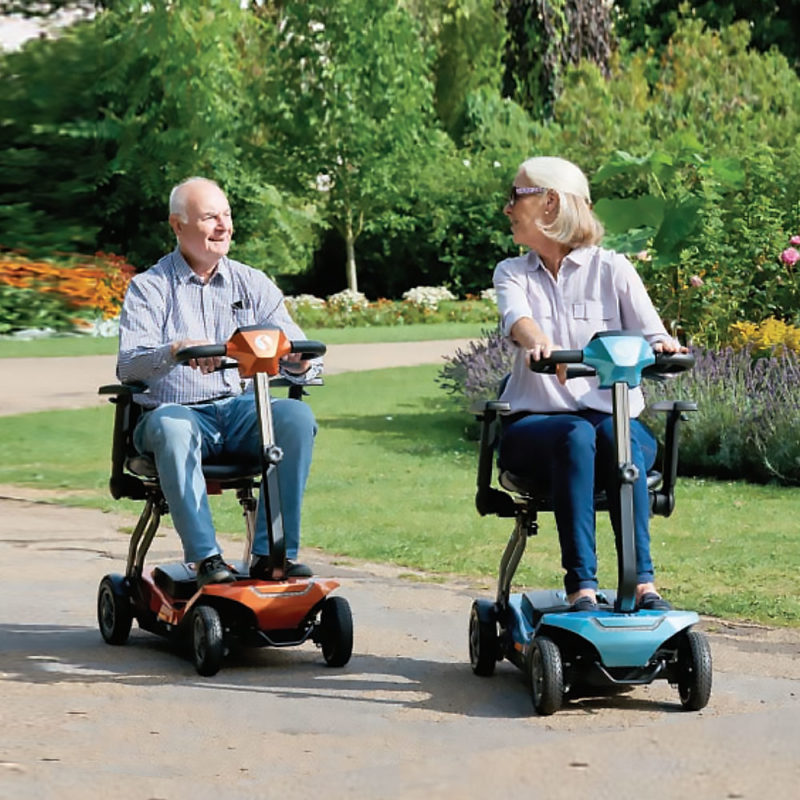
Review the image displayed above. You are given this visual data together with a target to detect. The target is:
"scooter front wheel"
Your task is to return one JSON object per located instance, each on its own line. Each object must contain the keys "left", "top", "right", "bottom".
{"left": 191, "top": 605, "right": 225, "bottom": 676}
{"left": 319, "top": 595, "right": 353, "bottom": 667}
{"left": 677, "top": 629, "right": 712, "bottom": 711}
{"left": 97, "top": 576, "right": 133, "bottom": 646}
{"left": 528, "top": 636, "right": 564, "bottom": 715}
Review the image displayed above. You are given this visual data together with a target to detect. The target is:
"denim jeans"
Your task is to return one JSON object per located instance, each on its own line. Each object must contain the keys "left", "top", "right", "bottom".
{"left": 133, "top": 393, "right": 317, "bottom": 563}
{"left": 498, "top": 411, "right": 657, "bottom": 595}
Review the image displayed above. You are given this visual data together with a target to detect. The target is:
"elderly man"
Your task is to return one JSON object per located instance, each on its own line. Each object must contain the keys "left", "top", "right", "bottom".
{"left": 117, "top": 177, "right": 320, "bottom": 586}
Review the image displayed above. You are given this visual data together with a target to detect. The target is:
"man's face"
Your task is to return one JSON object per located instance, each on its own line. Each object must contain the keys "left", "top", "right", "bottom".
{"left": 170, "top": 181, "right": 233, "bottom": 272}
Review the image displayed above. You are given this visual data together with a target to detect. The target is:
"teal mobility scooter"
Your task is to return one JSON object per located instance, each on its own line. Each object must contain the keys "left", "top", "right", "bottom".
{"left": 96, "top": 326, "right": 353, "bottom": 676}
{"left": 469, "top": 330, "right": 711, "bottom": 715}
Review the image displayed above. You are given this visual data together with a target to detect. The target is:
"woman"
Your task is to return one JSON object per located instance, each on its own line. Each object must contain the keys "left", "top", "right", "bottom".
{"left": 494, "top": 156, "right": 685, "bottom": 612}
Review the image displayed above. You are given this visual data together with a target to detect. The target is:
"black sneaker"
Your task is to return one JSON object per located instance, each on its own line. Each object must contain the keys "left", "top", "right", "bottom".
{"left": 249, "top": 555, "right": 313, "bottom": 580}
{"left": 196, "top": 554, "right": 235, "bottom": 587}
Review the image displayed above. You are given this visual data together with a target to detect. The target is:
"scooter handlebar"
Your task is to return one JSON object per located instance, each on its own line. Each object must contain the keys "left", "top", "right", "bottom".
{"left": 528, "top": 349, "right": 585, "bottom": 374}
{"left": 645, "top": 351, "right": 695, "bottom": 376}
{"left": 174, "top": 344, "right": 228, "bottom": 362}
{"left": 289, "top": 340, "right": 327, "bottom": 359}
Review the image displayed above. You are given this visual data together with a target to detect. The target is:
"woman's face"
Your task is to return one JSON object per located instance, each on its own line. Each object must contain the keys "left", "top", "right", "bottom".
{"left": 503, "top": 171, "right": 551, "bottom": 249}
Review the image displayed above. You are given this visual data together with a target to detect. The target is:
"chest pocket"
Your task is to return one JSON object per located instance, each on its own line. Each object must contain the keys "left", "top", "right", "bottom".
{"left": 572, "top": 300, "right": 613, "bottom": 321}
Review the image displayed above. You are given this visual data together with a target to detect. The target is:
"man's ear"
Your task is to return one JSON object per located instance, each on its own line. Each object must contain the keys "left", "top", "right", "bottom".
{"left": 168, "top": 214, "right": 183, "bottom": 237}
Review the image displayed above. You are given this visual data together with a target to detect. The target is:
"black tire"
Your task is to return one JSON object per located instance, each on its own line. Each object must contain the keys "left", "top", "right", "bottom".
{"left": 191, "top": 605, "right": 225, "bottom": 677}
{"left": 528, "top": 636, "right": 564, "bottom": 716}
{"left": 97, "top": 576, "right": 133, "bottom": 646}
{"left": 469, "top": 602, "right": 498, "bottom": 677}
{"left": 677, "top": 629, "right": 712, "bottom": 711}
{"left": 320, "top": 595, "right": 353, "bottom": 667}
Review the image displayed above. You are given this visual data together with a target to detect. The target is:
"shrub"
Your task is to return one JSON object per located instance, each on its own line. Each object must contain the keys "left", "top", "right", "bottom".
{"left": 437, "top": 325, "right": 513, "bottom": 414}
{"left": 729, "top": 318, "right": 800, "bottom": 357}
{"left": 643, "top": 347, "right": 800, "bottom": 485}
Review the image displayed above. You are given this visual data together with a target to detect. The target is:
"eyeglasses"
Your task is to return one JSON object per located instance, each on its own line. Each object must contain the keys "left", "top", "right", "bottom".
{"left": 507, "top": 186, "right": 546, "bottom": 206}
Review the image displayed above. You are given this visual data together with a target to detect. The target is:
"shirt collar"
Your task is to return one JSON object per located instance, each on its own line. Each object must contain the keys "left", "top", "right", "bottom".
{"left": 528, "top": 245, "right": 593, "bottom": 272}
{"left": 171, "top": 247, "right": 230, "bottom": 285}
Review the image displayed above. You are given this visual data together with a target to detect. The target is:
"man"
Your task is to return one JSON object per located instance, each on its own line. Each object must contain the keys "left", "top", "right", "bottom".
{"left": 117, "top": 176, "right": 320, "bottom": 586}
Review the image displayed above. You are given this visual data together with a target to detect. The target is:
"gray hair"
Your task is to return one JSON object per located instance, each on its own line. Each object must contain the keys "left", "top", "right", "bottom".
{"left": 168, "top": 177, "right": 223, "bottom": 222}
{"left": 517, "top": 156, "right": 604, "bottom": 248}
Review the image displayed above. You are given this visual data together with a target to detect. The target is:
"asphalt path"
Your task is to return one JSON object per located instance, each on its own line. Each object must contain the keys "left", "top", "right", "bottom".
{"left": 1, "top": 341, "right": 799, "bottom": 799}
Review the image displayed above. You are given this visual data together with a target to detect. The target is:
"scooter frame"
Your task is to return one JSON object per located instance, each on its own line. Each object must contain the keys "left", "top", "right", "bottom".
{"left": 469, "top": 331, "right": 712, "bottom": 714}
{"left": 97, "top": 326, "right": 353, "bottom": 675}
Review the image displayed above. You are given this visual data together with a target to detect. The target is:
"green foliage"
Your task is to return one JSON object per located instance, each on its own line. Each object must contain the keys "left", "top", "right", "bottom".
{"left": 0, "top": 284, "right": 79, "bottom": 333}
{"left": 431, "top": 0, "right": 507, "bottom": 142}
{"left": 0, "top": 1, "right": 320, "bottom": 275}
{"left": 500, "top": 0, "right": 613, "bottom": 119}
{"left": 612, "top": 0, "right": 800, "bottom": 73}
{"left": 258, "top": 0, "right": 442, "bottom": 292}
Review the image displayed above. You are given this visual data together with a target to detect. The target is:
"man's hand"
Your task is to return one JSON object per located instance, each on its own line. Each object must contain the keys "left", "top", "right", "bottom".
{"left": 281, "top": 352, "right": 310, "bottom": 374}
{"left": 171, "top": 339, "right": 222, "bottom": 374}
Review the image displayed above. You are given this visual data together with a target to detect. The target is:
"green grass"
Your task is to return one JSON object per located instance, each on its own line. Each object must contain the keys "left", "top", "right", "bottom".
{"left": 1, "top": 364, "right": 798, "bottom": 627}
{"left": 0, "top": 322, "right": 487, "bottom": 358}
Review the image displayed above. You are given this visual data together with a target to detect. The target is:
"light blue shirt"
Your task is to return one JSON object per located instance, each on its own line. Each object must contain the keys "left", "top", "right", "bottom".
{"left": 494, "top": 245, "right": 673, "bottom": 417}
{"left": 118, "top": 248, "right": 319, "bottom": 408}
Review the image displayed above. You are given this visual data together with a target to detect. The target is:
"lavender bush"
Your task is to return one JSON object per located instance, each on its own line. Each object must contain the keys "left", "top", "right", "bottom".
{"left": 441, "top": 333, "right": 800, "bottom": 485}
{"left": 437, "top": 326, "right": 514, "bottom": 415}
{"left": 643, "top": 347, "right": 800, "bottom": 485}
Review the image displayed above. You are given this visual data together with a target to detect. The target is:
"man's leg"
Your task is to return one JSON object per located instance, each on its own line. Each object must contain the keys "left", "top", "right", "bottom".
{"left": 223, "top": 395, "right": 317, "bottom": 560}
{"left": 133, "top": 404, "right": 222, "bottom": 564}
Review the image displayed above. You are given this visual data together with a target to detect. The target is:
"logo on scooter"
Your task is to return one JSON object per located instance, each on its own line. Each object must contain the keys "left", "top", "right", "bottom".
{"left": 254, "top": 334, "right": 271, "bottom": 352}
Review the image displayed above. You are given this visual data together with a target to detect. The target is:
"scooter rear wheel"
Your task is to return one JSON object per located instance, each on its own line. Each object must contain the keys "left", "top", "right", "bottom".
{"left": 677, "top": 629, "right": 712, "bottom": 710}
{"left": 469, "top": 601, "right": 499, "bottom": 677}
{"left": 528, "top": 636, "right": 564, "bottom": 715}
{"left": 320, "top": 595, "right": 353, "bottom": 667}
{"left": 191, "top": 605, "right": 225, "bottom": 677}
{"left": 97, "top": 576, "right": 133, "bottom": 646}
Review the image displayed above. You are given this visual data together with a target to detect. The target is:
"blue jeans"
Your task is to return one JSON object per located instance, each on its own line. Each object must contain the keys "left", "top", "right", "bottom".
{"left": 498, "top": 411, "right": 657, "bottom": 595}
{"left": 133, "top": 394, "right": 317, "bottom": 563}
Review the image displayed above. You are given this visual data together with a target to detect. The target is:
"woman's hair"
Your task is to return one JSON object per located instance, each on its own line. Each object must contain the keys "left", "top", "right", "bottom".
{"left": 517, "top": 156, "right": 604, "bottom": 248}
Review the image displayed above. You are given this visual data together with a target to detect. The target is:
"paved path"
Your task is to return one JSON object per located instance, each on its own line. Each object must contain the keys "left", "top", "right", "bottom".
{"left": 1, "top": 338, "right": 799, "bottom": 798}
{"left": 0, "top": 339, "right": 475, "bottom": 416}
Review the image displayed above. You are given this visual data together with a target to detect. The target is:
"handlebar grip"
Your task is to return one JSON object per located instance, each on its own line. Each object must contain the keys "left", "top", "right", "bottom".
{"left": 174, "top": 344, "right": 227, "bottom": 363}
{"left": 528, "top": 349, "right": 584, "bottom": 373}
{"left": 645, "top": 351, "right": 696, "bottom": 375}
{"left": 290, "top": 339, "right": 327, "bottom": 358}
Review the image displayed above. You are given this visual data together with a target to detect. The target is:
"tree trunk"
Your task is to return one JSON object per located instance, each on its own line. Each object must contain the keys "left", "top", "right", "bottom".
{"left": 345, "top": 215, "right": 358, "bottom": 293}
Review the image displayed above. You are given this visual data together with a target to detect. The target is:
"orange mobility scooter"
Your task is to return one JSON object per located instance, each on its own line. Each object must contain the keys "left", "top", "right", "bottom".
{"left": 96, "top": 326, "right": 352, "bottom": 676}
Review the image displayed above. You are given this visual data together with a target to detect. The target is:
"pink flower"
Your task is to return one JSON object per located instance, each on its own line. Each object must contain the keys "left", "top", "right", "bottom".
{"left": 791, "top": 235, "right": 800, "bottom": 246}
{"left": 634, "top": 250, "right": 651, "bottom": 262}
{"left": 689, "top": 275, "right": 704, "bottom": 288}
{"left": 781, "top": 247, "right": 800, "bottom": 266}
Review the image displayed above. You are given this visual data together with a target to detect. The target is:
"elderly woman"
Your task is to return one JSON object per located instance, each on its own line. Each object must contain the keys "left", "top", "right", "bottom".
{"left": 494, "top": 156, "right": 686, "bottom": 612}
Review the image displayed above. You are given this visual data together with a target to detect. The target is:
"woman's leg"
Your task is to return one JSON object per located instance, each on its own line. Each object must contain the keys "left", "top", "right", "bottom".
{"left": 592, "top": 414, "right": 658, "bottom": 586}
{"left": 499, "top": 414, "right": 599, "bottom": 596}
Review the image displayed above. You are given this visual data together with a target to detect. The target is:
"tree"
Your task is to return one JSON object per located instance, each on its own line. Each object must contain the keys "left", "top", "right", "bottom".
{"left": 612, "top": 0, "right": 800, "bottom": 73}
{"left": 257, "top": 0, "right": 442, "bottom": 292}
{"left": 0, "top": 0, "right": 319, "bottom": 274}
{"left": 499, "top": 0, "right": 613, "bottom": 119}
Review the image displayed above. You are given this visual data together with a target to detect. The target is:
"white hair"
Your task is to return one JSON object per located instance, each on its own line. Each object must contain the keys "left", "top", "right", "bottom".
{"left": 517, "top": 156, "right": 604, "bottom": 247}
{"left": 168, "top": 177, "right": 223, "bottom": 222}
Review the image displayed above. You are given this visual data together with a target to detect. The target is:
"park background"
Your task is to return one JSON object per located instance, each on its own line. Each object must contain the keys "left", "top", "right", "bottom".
{"left": 1, "top": 1, "right": 799, "bottom": 625}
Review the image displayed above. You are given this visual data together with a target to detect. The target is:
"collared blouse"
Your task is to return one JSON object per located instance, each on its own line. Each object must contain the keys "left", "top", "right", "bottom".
{"left": 494, "top": 245, "right": 673, "bottom": 417}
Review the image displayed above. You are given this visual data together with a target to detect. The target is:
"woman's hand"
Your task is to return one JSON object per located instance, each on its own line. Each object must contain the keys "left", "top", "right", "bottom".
{"left": 652, "top": 338, "right": 688, "bottom": 354}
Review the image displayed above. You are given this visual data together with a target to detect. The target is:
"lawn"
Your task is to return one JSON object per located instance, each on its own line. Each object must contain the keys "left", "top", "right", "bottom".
{"left": 0, "top": 321, "right": 488, "bottom": 358}
{"left": 0, "top": 363, "right": 798, "bottom": 627}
